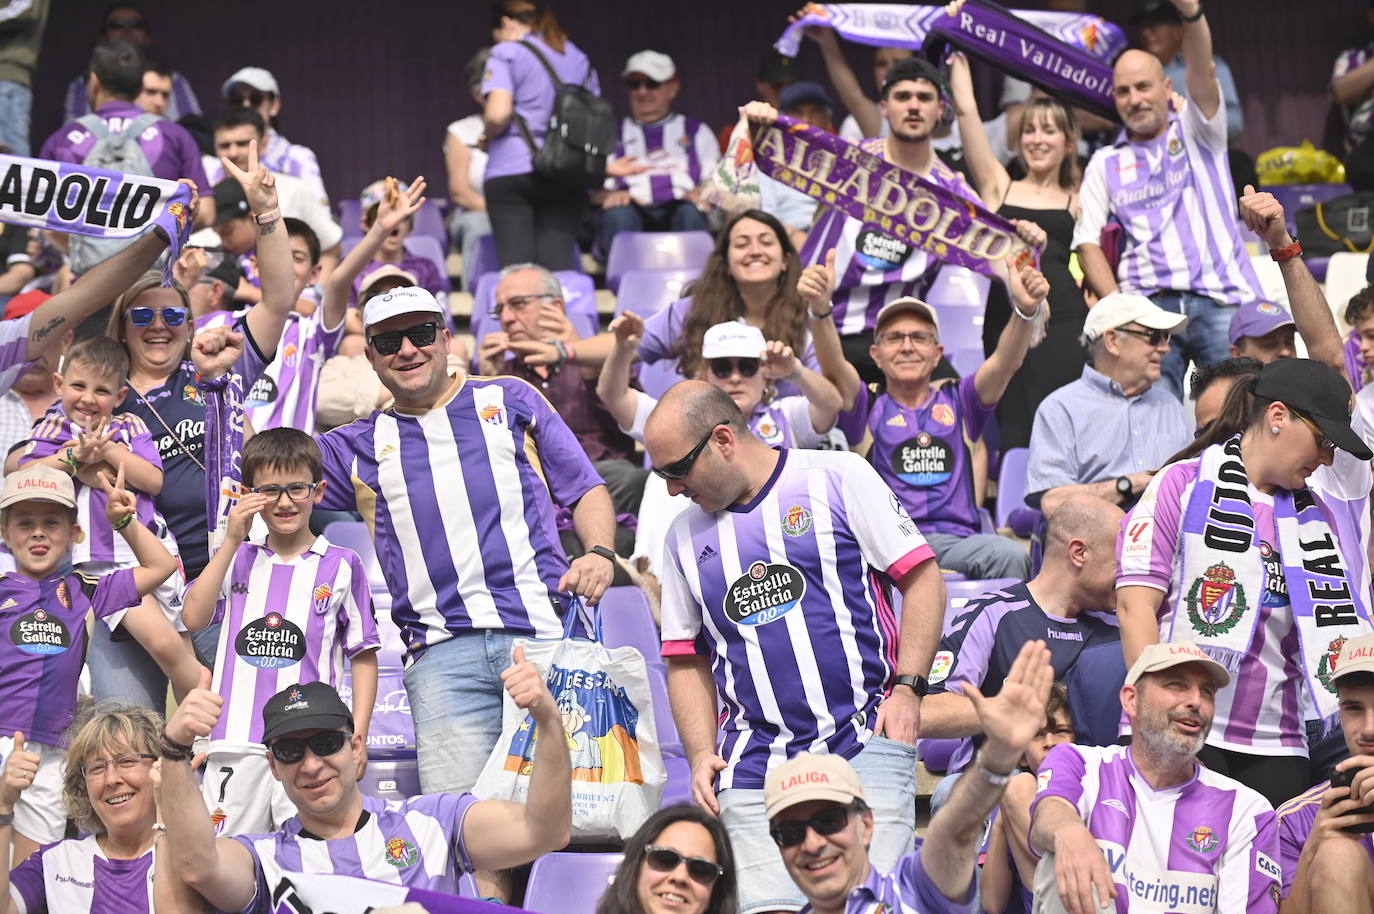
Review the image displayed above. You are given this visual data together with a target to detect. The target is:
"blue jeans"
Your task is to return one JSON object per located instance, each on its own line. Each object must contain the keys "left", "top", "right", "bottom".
{"left": 0, "top": 81, "right": 31, "bottom": 157}
{"left": 924, "top": 532, "right": 1030, "bottom": 580}
{"left": 601, "top": 200, "right": 710, "bottom": 258}
{"left": 447, "top": 208, "right": 493, "bottom": 292}
{"left": 1149, "top": 290, "right": 1235, "bottom": 401}
{"left": 88, "top": 621, "right": 220, "bottom": 710}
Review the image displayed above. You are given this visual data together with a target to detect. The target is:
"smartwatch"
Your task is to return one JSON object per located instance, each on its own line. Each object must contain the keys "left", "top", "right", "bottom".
{"left": 893, "top": 674, "right": 929, "bottom": 697}
{"left": 588, "top": 545, "right": 617, "bottom": 564}
{"left": 1115, "top": 476, "right": 1133, "bottom": 501}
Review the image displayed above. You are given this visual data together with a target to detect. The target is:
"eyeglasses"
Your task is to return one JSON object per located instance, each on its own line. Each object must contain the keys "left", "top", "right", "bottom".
{"left": 769, "top": 804, "right": 853, "bottom": 848}
{"left": 1114, "top": 326, "right": 1172, "bottom": 347}
{"left": 876, "top": 329, "right": 938, "bottom": 348}
{"left": 268, "top": 730, "right": 352, "bottom": 764}
{"left": 229, "top": 89, "right": 268, "bottom": 108}
{"left": 1291, "top": 409, "right": 1335, "bottom": 450}
{"left": 626, "top": 78, "right": 663, "bottom": 91}
{"left": 106, "top": 16, "right": 146, "bottom": 29}
{"left": 81, "top": 753, "right": 157, "bottom": 780}
{"left": 490, "top": 293, "right": 555, "bottom": 318}
{"left": 250, "top": 482, "right": 318, "bottom": 502}
{"left": 643, "top": 846, "right": 723, "bottom": 886}
{"left": 368, "top": 321, "right": 442, "bottom": 356}
{"left": 652, "top": 421, "right": 729, "bottom": 480}
{"left": 125, "top": 306, "right": 188, "bottom": 327}
{"left": 708, "top": 357, "right": 759, "bottom": 379}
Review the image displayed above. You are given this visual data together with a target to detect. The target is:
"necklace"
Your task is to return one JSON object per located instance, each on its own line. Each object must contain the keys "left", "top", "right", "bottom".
{"left": 132, "top": 377, "right": 206, "bottom": 474}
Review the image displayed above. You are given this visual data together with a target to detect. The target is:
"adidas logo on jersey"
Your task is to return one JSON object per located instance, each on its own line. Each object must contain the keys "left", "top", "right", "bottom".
{"left": 378, "top": 444, "right": 398, "bottom": 459}
{"left": 697, "top": 545, "right": 718, "bottom": 566}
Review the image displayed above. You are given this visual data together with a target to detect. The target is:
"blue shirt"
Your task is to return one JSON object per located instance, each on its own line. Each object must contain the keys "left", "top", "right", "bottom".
{"left": 801, "top": 856, "right": 974, "bottom": 914}
{"left": 1161, "top": 54, "right": 1244, "bottom": 140}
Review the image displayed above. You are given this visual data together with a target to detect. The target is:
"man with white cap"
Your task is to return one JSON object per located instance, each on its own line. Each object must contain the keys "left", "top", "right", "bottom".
{"left": 1228, "top": 300, "right": 1297, "bottom": 364}
{"left": 1029, "top": 640, "right": 1282, "bottom": 914}
{"left": 1027, "top": 292, "right": 1191, "bottom": 516}
{"left": 222, "top": 66, "right": 328, "bottom": 206}
{"left": 600, "top": 49, "right": 718, "bottom": 255}
{"left": 1276, "top": 632, "right": 1374, "bottom": 913}
{"left": 764, "top": 640, "right": 1053, "bottom": 914}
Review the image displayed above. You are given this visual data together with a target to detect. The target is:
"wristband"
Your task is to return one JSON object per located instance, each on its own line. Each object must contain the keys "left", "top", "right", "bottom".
{"left": 1180, "top": 3, "right": 1204, "bottom": 22}
{"left": 0, "top": 812, "right": 12, "bottom": 828}
{"left": 548, "top": 338, "right": 568, "bottom": 369}
{"left": 195, "top": 372, "right": 232, "bottom": 391}
{"left": 62, "top": 447, "right": 80, "bottom": 475}
{"left": 588, "top": 545, "right": 616, "bottom": 564}
{"left": 974, "top": 749, "right": 1014, "bottom": 785}
{"left": 159, "top": 735, "right": 194, "bottom": 761}
{"left": 1012, "top": 299, "right": 1044, "bottom": 322}
{"left": 1269, "top": 239, "right": 1302, "bottom": 263}
{"left": 253, "top": 207, "right": 281, "bottom": 226}
{"left": 809, "top": 305, "right": 834, "bottom": 320}
{"left": 111, "top": 513, "right": 135, "bottom": 532}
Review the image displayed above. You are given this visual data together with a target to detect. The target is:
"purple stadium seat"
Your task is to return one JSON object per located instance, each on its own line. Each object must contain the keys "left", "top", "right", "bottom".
{"left": 647, "top": 667, "right": 684, "bottom": 759}
{"left": 605, "top": 231, "right": 714, "bottom": 293}
{"left": 466, "top": 234, "right": 500, "bottom": 291}
{"left": 939, "top": 310, "right": 984, "bottom": 377}
{"left": 993, "top": 448, "right": 1030, "bottom": 531}
{"left": 637, "top": 358, "right": 685, "bottom": 400}
{"left": 919, "top": 739, "right": 958, "bottom": 774}
{"left": 323, "top": 521, "right": 382, "bottom": 588}
{"left": 926, "top": 264, "right": 991, "bottom": 310}
{"left": 524, "top": 852, "right": 624, "bottom": 914}
{"left": 357, "top": 753, "right": 422, "bottom": 801}
{"left": 337, "top": 236, "right": 450, "bottom": 294}
{"left": 1268, "top": 183, "right": 1352, "bottom": 234}
{"left": 469, "top": 271, "right": 599, "bottom": 357}
{"left": 338, "top": 199, "right": 363, "bottom": 240}
{"left": 411, "top": 200, "right": 447, "bottom": 249}
{"left": 661, "top": 756, "right": 692, "bottom": 807}
{"left": 614, "top": 268, "right": 697, "bottom": 318}
{"left": 598, "top": 586, "right": 663, "bottom": 672}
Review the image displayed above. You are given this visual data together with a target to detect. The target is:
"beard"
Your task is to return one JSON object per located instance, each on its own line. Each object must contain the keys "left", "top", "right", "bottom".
{"left": 1136, "top": 702, "right": 1211, "bottom": 758}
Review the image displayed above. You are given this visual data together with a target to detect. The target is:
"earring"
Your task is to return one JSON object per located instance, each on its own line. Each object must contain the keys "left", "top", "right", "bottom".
{"left": 1271, "top": 426, "right": 1280, "bottom": 434}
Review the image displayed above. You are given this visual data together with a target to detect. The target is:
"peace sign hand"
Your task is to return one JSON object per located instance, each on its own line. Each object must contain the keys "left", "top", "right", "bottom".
{"left": 220, "top": 139, "right": 278, "bottom": 215}
{"left": 98, "top": 463, "right": 137, "bottom": 527}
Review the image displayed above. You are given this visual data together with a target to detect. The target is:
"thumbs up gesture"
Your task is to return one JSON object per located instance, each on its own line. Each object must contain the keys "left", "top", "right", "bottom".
{"left": 1, "top": 732, "right": 41, "bottom": 811}
{"left": 164, "top": 667, "right": 222, "bottom": 747}
{"left": 501, "top": 645, "right": 557, "bottom": 726}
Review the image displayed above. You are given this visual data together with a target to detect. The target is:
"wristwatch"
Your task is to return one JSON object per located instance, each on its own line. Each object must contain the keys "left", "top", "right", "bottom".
{"left": 893, "top": 674, "right": 929, "bottom": 697}
{"left": 1270, "top": 238, "right": 1303, "bottom": 263}
{"left": 587, "top": 545, "right": 617, "bottom": 564}
{"left": 1116, "top": 476, "right": 1133, "bottom": 501}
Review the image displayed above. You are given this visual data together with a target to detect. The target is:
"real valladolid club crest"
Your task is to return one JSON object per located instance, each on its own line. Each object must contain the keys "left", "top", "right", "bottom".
{"left": 1316, "top": 635, "right": 1349, "bottom": 695}
{"left": 1185, "top": 563, "right": 1248, "bottom": 637}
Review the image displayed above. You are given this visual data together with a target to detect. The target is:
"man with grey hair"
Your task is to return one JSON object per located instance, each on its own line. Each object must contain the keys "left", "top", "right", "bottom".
{"left": 1026, "top": 292, "right": 1190, "bottom": 515}
{"left": 478, "top": 262, "right": 646, "bottom": 537}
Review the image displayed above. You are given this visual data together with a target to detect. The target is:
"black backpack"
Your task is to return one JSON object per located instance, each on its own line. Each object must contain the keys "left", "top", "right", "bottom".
{"left": 1295, "top": 191, "right": 1374, "bottom": 257}
{"left": 513, "top": 39, "right": 615, "bottom": 189}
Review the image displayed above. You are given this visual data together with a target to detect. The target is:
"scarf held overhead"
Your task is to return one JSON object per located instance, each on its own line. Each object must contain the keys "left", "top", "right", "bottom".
{"left": 0, "top": 153, "right": 191, "bottom": 285}
{"left": 751, "top": 115, "right": 1040, "bottom": 278}
{"left": 1173, "top": 436, "right": 1372, "bottom": 720}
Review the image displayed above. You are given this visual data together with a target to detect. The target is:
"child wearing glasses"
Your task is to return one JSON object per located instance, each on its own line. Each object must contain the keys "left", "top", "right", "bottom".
{"left": 181, "top": 427, "right": 379, "bottom": 837}
{"left": 15, "top": 335, "right": 204, "bottom": 699}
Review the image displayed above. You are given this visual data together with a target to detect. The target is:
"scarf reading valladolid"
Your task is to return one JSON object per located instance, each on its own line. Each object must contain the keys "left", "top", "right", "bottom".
{"left": 0, "top": 153, "right": 191, "bottom": 285}
{"left": 1174, "top": 436, "right": 1372, "bottom": 719}
{"left": 750, "top": 115, "right": 1040, "bottom": 278}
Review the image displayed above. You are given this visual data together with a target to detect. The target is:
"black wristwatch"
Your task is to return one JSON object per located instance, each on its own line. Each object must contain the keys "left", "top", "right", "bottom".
{"left": 1115, "top": 476, "right": 1133, "bottom": 501}
{"left": 587, "top": 545, "right": 616, "bottom": 564}
{"left": 893, "top": 674, "right": 929, "bottom": 697}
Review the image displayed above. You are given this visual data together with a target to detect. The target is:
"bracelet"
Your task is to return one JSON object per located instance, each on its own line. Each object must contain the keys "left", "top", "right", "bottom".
{"left": 1180, "top": 3, "right": 1204, "bottom": 22}
{"left": 565, "top": 341, "right": 577, "bottom": 363}
{"left": 194, "top": 372, "right": 231, "bottom": 392}
{"left": 548, "top": 338, "right": 568, "bottom": 369}
{"left": 62, "top": 446, "right": 80, "bottom": 475}
{"left": 1012, "top": 299, "right": 1044, "bottom": 322}
{"left": 808, "top": 305, "right": 834, "bottom": 320}
{"left": 111, "top": 513, "right": 135, "bottom": 532}
{"left": 159, "top": 735, "right": 194, "bottom": 761}
{"left": 974, "top": 749, "right": 1014, "bottom": 786}
{"left": 0, "top": 812, "right": 13, "bottom": 829}
{"left": 253, "top": 207, "right": 281, "bottom": 226}
{"left": 1270, "top": 239, "right": 1303, "bottom": 263}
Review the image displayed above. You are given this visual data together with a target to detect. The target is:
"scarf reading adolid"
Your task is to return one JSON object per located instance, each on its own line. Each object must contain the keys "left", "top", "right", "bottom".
{"left": 1174, "top": 436, "right": 1372, "bottom": 718}
{"left": 0, "top": 153, "right": 191, "bottom": 285}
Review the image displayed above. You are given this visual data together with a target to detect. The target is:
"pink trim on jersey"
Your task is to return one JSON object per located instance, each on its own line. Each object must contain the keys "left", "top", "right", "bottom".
{"left": 662, "top": 639, "right": 701, "bottom": 657}
{"left": 886, "top": 544, "right": 935, "bottom": 582}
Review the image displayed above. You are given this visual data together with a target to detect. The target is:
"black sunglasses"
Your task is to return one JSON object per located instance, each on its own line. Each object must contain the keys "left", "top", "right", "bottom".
{"left": 230, "top": 89, "right": 268, "bottom": 108}
{"left": 626, "top": 78, "right": 663, "bottom": 91}
{"left": 126, "top": 305, "right": 188, "bottom": 327}
{"left": 708, "top": 357, "right": 759, "bottom": 379}
{"left": 652, "top": 421, "right": 728, "bottom": 480}
{"left": 769, "top": 804, "right": 853, "bottom": 848}
{"left": 1114, "top": 326, "right": 1172, "bottom": 347}
{"left": 368, "top": 321, "right": 442, "bottom": 356}
{"left": 268, "top": 730, "right": 351, "bottom": 764}
{"left": 643, "top": 846, "right": 723, "bottom": 885}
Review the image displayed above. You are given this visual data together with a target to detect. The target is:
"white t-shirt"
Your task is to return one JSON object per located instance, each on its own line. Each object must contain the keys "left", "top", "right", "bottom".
{"left": 446, "top": 115, "right": 488, "bottom": 202}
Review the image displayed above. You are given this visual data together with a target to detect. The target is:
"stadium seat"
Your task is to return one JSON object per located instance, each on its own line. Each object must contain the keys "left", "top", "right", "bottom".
{"left": 661, "top": 756, "right": 692, "bottom": 807}
{"left": 598, "top": 586, "right": 663, "bottom": 673}
{"left": 340, "top": 667, "right": 415, "bottom": 750}
{"left": 647, "top": 667, "right": 685, "bottom": 759}
{"left": 605, "top": 231, "right": 714, "bottom": 293}
{"left": 524, "top": 852, "right": 624, "bottom": 914}
{"left": 614, "top": 268, "right": 698, "bottom": 318}
{"left": 1325, "top": 252, "right": 1370, "bottom": 325}
{"left": 1268, "top": 183, "right": 1352, "bottom": 235}
{"left": 938, "top": 309, "right": 984, "bottom": 377}
{"left": 337, "top": 235, "right": 450, "bottom": 293}
{"left": 411, "top": 201, "right": 447, "bottom": 249}
{"left": 469, "top": 271, "right": 599, "bottom": 354}
{"left": 466, "top": 234, "right": 501, "bottom": 292}
{"left": 918, "top": 739, "right": 958, "bottom": 774}
{"left": 926, "top": 264, "right": 991, "bottom": 310}
{"left": 322, "top": 521, "right": 383, "bottom": 589}
{"left": 338, "top": 199, "right": 362, "bottom": 238}
{"left": 357, "top": 752, "right": 422, "bottom": 800}
{"left": 994, "top": 447, "right": 1039, "bottom": 538}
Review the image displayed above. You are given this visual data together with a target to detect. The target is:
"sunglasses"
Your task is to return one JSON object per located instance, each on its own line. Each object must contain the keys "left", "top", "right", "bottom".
{"left": 652, "top": 421, "right": 728, "bottom": 480}
{"left": 368, "top": 321, "right": 442, "bottom": 356}
{"left": 250, "top": 482, "right": 318, "bottom": 502}
{"left": 230, "top": 89, "right": 268, "bottom": 108}
{"left": 125, "top": 305, "right": 188, "bottom": 327}
{"left": 643, "top": 846, "right": 723, "bottom": 886}
{"left": 268, "top": 730, "right": 351, "bottom": 764}
{"left": 1114, "top": 326, "right": 1172, "bottom": 347}
{"left": 1292, "top": 409, "right": 1335, "bottom": 450}
{"left": 626, "top": 78, "right": 663, "bottom": 91}
{"left": 106, "top": 16, "right": 146, "bottom": 29}
{"left": 769, "top": 804, "right": 853, "bottom": 848}
{"left": 708, "top": 357, "right": 759, "bottom": 379}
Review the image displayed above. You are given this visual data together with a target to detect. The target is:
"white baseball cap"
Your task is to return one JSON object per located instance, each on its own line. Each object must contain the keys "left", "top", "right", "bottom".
{"left": 1082, "top": 291, "right": 1187, "bottom": 342}
{"left": 874, "top": 296, "right": 941, "bottom": 339}
{"left": 222, "top": 67, "right": 280, "bottom": 98}
{"left": 359, "top": 265, "right": 419, "bottom": 299}
{"left": 362, "top": 286, "right": 444, "bottom": 330}
{"left": 701, "top": 321, "right": 766, "bottom": 359}
{"left": 622, "top": 50, "right": 676, "bottom": 82}
{"left": 1125, "top": 640, "right": 1231, "bottom": 690}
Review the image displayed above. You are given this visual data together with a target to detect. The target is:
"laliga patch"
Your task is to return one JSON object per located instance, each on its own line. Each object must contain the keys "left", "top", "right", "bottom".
{"left": 928, "top": 650, "right": 954, "bottom": 684}
{"left": 891, "top": 433, "right": 954, "bottom": 486}
{"left": 1036, "top": 769, "right": 1052, "bottom": 792}
{"left": 10, "top": 608, "right": 71, "bottom": 655}
{"left": 234, "top": 612, "right": 306, "bottom": 669}
{"left": 1122, "top": 518, "right": 1153, "bottom": 558}
{"left": 724, "top": 561, "right": 806, "bottom": 626}
{"left": 854, "top": 229, "right": 913, "bottom": 272}
{"left": 244, "top": 374, "right": 278, "bottom": 410}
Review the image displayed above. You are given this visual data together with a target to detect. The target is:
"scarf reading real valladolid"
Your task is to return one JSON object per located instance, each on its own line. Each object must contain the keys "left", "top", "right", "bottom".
{"left": 1174, "top": 436, "right": 1372, "bottom": 719}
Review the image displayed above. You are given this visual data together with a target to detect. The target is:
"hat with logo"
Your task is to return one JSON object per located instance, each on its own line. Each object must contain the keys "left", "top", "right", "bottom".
{"left": 764, "top": 752, "right": 865, "bottom": 819}
{"left": 1125, "top": 640, "right": 1231, "bottom": 690}
{"left": 757, "top": 49, "right": 805, "bottom": 85}
{"left": 622, "top": 50, "right": 676, "bottom": 82}
{"left": 1332, "top": 632, "right": 1374, "bottom": 684}
{"left": 359, "top": 265, "right": 419, "bottom": 299}
{"left": 222, "top": 66, "right": 280, "bottom": 98}
{"left": 1252, "top": 357, "right": 1373, "bottom": 460}
{"left": 0, "top": 465, "right": 77, "bottom": 511}
{"left": 779, "top": 81, "right": 833, "bottom": 114}
{"left": 874, "top": 296, "right": 941, "bottom": 339}
{"left": 702, "top": 321, "right": 767, "bottom": 360}
{"left": 1228, "top": 300, "right": 1294, "bottom": 345}
{"left": 1082, "top": 291, "right": 1188, "bottom": 342}
{"left": 260, "top": 681, "right": 354, "bottom": 743}
{"left": 212, "top": 179, "right": 251, "bottom": 226}
{"left": 362, "top": 285, "right": 445, "bottom": 330}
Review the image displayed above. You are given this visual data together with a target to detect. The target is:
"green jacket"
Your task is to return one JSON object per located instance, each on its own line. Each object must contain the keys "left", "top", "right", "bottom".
{"left": 0, "top": 0, "right": 49, "bottom": 88}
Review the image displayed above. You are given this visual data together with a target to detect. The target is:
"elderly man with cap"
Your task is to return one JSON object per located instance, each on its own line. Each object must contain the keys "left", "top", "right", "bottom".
{"left": 1026, "top": 292, "right": 1191, "bottom": 516}
{"left": 765, "top": 640, "right": 1053, "bottom": 914}
{"left": 599, "top": 50, "right": 718, "bottom": 256}
{"left": 156, "top": 666, "right": 571, "bottom": 912}
{"left": 1228, "top": 300, "right": 1296, "bottom": 364}
{"left": 222, "top": 66, "right": 328, "bottom": 207}
{"left": 1030, "top": 640, "right": 1282, "bottom": 914}
{"left": 1277, "top": 632, "right": 1374, "bottom": 914}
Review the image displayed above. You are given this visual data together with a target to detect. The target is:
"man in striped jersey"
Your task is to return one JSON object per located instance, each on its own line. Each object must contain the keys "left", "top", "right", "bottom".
{"left": 648, "top": 380, "right": 945, "bottom": 914}
{"left": 1029, "top": 640, "right": 1281, "bottom": 914}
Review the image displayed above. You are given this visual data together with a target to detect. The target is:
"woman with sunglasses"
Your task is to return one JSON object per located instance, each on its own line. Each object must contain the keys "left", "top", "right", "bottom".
{"left": 1117, "top": 357, "right": 1374, "bottom": 808}
{"left": 595, "top": 805, "right": 737, "bottom": 914}
{"left": 0, "top": 703, "right": 203, "bottom": 912}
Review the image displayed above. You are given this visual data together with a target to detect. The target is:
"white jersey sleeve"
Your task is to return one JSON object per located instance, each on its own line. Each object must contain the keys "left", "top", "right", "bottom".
{"left": 838, "top": 453, "right": 933, "bottom": 578}
{"left": 659, "top": 514, "right": 705, "bottom": 646}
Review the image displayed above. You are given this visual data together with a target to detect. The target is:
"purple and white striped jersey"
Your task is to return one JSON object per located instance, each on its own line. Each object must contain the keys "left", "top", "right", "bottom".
{"left": 244, "top": 310, "right": 347, "bottom": 433}
{"left": 9, "top": 835, "right": 155, "bottom": 914}
{"left": 799, "top": 141, "right": 980, "bottom": 335}
{"left": 1276, "top": 779, "right": 1374, "bottom": 897}
{"left": 207, "top": 536, "right": 379, "bottom": 750}
{"left": 1072, "top": 99, "right": 1263, "bottom": 307}
{"left": 233, "top": 792, "right": 479, "bottom": 912}
{"left": 822, "top": 857, "right": 975, "bottom": 914}
{"left": 1118, "top": 459, "right": 1369, "bottom": 753}
{"left": 0, "top": 569, "right": 138, "bottom": 745}
{"left": 0, "top": 309, "right": 33, "bottom": 399}
{"left": 315, "top": 376, "right": 604, "bottom": 662}
{"left": 660, "top": 448, "right": 935, "bottom": 789}
{"left": 1031, "top": 743, "right": 1281, "bottom": 914}
{"left": 610, "top": 113, "right": 720, "bottom": 206}
{"left": 261, "top": 129, "right": 328, "bottom": 207}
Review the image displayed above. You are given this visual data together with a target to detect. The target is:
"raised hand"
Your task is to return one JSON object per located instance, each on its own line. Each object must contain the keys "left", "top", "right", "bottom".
{"left": 0, "top": 732, "right": 40, "bottom": 811}
{"left": 1012, "top": 219, "right": 1048, "bottom": 251}
{"left": 1239, "top": 184, "right": 1291, "bottom": 248}
{"left": 191, "top": 327, "right": 246, "bottom": 380}
{"left": 220, "top": 139, "right": 278, "bottom": 216}
{"left": 1007, "top": 260, "right": 1051, "bottom": 316}
{"left": 957, "top": 640, "right": 1052, "bottom": 772}
{"left": 98, "top": 462, "right": 137, "bottom": 527}
{"left": 797, "top": 248, "right": 837, "bottom": 314}
{"left": 609, "top": 311, "right": 645, "bottom": 348}
{"left": 945, "top": 48, "right": 976, "bottom": 110}
{"left": 173, "top": 246, "right": 208, "bottom": 288}
{"left": 478, "top": 332, "right": 511, "bottom": 375}
{"left": 225, "top": 492, "right": 270, "bottom": 543}
{"left": 760, "top": 340, "right": 800, "bottom": 381}
{"left": 374, "top": 176, "right": 428, "bottom": 235}
{"left": 165, "top": 667, "right": 223, "bottom": 747}
{"left": 500, "top": 645, "right": 556, "bottom": 724}
{"left": 740, "top": 101, "right": 780, "bottom": 126}
{"left": 535, "top": 301, "right": 576, "bottom": 341}
{"left": 73, "top": 417, "right": 116, "bottom": 464}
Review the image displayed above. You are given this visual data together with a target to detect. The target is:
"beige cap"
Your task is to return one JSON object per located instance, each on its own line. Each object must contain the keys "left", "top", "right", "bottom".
{"left": 1332, "top": 633, "right": 1374, "bottom": 684}
{"left": 873, "top": 296, "right": 941, "bottom": 339}
{"left": 622, "top": 50, "right": 676, "bottom": 82}
{"left": 763, "top": 752, "right": 865, "bottom": 819}
{"left": 1125, "top": 640, "right": 1231, "bottom": 690}
{"left": 1082, "top": 291, "right": 1187, "bottom": 342}
{"left": 359, "top": 265, "right": 419, "bottom": 298}
{"left": 0, "top": 465, "right": 77, "bottom": 511}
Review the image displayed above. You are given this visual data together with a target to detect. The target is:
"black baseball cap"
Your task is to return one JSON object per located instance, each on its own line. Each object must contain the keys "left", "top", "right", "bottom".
{"left": 756, "top": 49, "right": 805, "bottom": 85}
{"left": 1130, "top": 1, "right": 1182, "bottom": 26}
{"left": 1253, "top": 358, "right": 1373, "bottom": 460}
{"left": 881, "top": 57, "right": 949, "bottom": 100}
{"left": 260, "top": 682, "right": 354, "bottom": 743}
{"left": 212, "top": 178, "right": 251, "bottom": 227}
